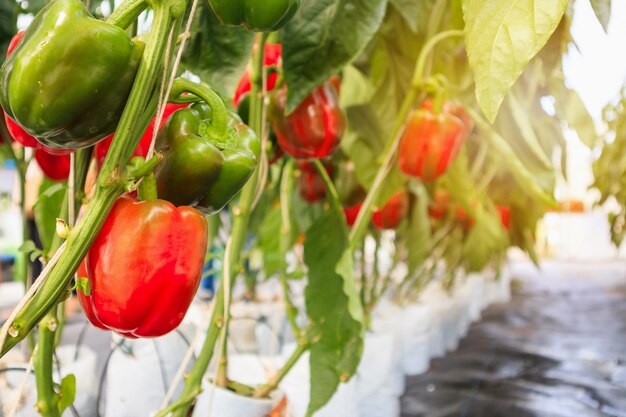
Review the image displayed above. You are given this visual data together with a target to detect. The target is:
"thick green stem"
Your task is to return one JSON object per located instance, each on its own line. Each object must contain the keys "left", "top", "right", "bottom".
{"left": 0, "top": 1, "right": 181, "bottom": 357}
{"left": 165, "top": 31, "right": 268, "bottom": 417}
{"left": 253, "top": 341, "right": 308, "bottom": 399}
{"left": 169, "top": 78, "right": 230, "bottom": 137}
{"left": 106, "top": 0, "right": 148, "bottom": 29}
{"left": 278, "top": 160, "right": 302, "bottom": 339}
{"left": 34, "top": 316, "right": 59, "bottom": 417}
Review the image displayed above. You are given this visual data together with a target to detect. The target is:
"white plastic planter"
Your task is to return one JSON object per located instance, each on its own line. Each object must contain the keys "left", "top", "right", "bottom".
{"left": 356, "top": 332, "right": 400, "bottom": 417}
{"left": 192, "top": 383, "right": 283, "bottom": 417}
{"left": 400, "top": 303, "right": 433, "bottom": 376}
{"left": 371, "top": 300, "right": 405, "bottom": 395}
{"left": 106, "top": 329, "right": 193, "bottom": 417}
{"left": 279, "top": 345, "right": 359, "bottom": 417}
{"left": 0, "top": 346, "right": 97, "bottom": 417}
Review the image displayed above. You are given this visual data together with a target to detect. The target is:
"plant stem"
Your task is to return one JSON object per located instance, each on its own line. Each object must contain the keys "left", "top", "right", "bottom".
{"left": 164, "top": 31, "right": 268, "bottom": 417}
{"left": 348, "top": 29, "right": 465, "bottom": 248}
{"left": 253, "top": 341, "right": 308, "bottom": 399}
{"left": 0, "top": 0, "right": 181, "bottom": 357}
{"left": 312, "top": 159, "right": 349, "bottom": 236}
{"left": 169, "top": 78, "right": 230, "bottom": 136}
{"left": 278, "top": 160, "right": 302, "bottom": 339}
{"left": 106, "top": 0, "right": 148, "bottom": 28}
{"left": 34, "top": 316, "right": 59, "bottom": 417}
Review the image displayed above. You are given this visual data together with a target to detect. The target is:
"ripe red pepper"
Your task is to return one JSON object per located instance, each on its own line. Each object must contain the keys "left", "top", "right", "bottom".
{"left": 428, "top": 189, "right": 452, "bottom": 220}
{"left": 34, "top": 150, "right": 70, "bottom": 181}
{"left": 78, "top": 196, "right": 208, "bottom": 338}
{"left": 373, "top": 191, "right": 410, "bottom": 230}
{"left": 399, "top": 101, "right": 467, "bottom": 182}
{"left": 344, "top": 203, "right": 363, "bottom": 227}
{"left": 497, "top": 205, "right": 511, "bottom": 230}
{"left": 421, "top": 99, "right": 474, "bottom": 143}
{"left": 269, "top": 77, "right": 345, "bottom": 159}
{"left": 233, "top": 43, "right": 282, "bottom": 107}
{"left": 297, "top": 161, "right": 328, "bottom": 203}
{"left": 94, "top": 103, "right": 186, "bottom": 169}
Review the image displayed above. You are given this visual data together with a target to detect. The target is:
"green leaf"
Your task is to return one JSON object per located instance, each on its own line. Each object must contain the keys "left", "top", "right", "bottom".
{"left": 590, "top": 0, "right": 611, "bottom": 33}
{"left": 552, "top": 84, "right": 597, "bottom": 148}
{"left": 463, "top": 205, "right": 508, "bottom": 272}
{"left": 339, "top": 66, "right": 374, "bottom": 108}
{"left": 34, "top": 180, "right": 66, "bottom": 253}
{"left": 19, "top": 240, "right": 43, "bottom": 263}
{"left": 389, "top": 0, "right": 421, "bottom": 32}
{"left": 463, "top": 0, "right": 568, "bottom": 122}
{"left": 75, "top": 278, "right": 91, "bottom": 296}
{"left": 58, "top": 373, "right": 76, "bottom": 414}
{"left": 283, "top": 0, "right": 388, "bottom": 113}
{"left": 505, "top": 94, "right": 553, "bottom": 169}
{"left": 0, "top": 0, "right": 15, "bottom": 61}
{"left": 181, "top": 1, "right": 255, "bottom": 99}
{"left": 304, "top": 212, "right": 364, "bottom": 416}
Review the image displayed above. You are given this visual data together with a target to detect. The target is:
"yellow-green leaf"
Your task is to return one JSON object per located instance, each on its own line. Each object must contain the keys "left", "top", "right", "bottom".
{"left": 463, "top": 0, "right": 568, "bottom": 122}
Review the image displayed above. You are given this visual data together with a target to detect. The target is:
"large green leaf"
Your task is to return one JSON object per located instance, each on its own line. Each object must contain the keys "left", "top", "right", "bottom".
{"left": 552, "top": 83, "right": 597, "bottom": 148}
{"left": 463, "top": 205, "right": 508, "bottom": 272}
{"left": 283, "top": 0, "right": 388, "bottom": 113}
{"left": 181, "top": 1, "right": 254, "bottom": 99}
{"left": 407, "top": 185, "right": 431, "bottom": 275}
{"left": 463, "top": 0, "right": 568, "bottom": 122}
{"left": 304, "top": 211, "right": 364, "bottom": 416}
{"left": 590, "top": 0, "right": 611, "bottom": 33}
{"left": 389, "top": 0, "right": 422, "bottom": 32}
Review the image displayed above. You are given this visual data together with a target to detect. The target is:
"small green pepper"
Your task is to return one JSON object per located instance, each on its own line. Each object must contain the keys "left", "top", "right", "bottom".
{"left": 0, "top": 0, "right": 144, "bottom": 150}
{"left": 208, "top": 0, "right": 301, "bottom": 32}
{"left": 155, "top": 80, "right": 261, "bottom": 215}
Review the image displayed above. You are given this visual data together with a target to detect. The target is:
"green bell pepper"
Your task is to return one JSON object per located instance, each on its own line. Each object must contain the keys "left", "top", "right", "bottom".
{"left": 0, "top": 0, "right": 144, "bottom": 150}
{"left": 208, "top": 0, "right": 301, "bottom": 32}
{"left": 156, "top": 80, "right": 261, "bottom": 215}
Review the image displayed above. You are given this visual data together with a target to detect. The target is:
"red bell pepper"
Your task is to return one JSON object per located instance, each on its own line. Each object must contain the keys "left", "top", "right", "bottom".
{"left": 297, "top": 161, "right": 328, "bottom": 203}
{"left": 94, "top": 103, "right": 187, "bottom": 169}
{"left": 233, "top": 43, "right": 282, "bottom": 107}
{"left": 270, "top": 78, "right": 345, "bottom": 159}
{"left": 497, "top": 205, "right": 511, "bottom": 230}
{"left": 428, "top": 189, "right": 452, "bottom": 220}
{"left": 373, "top": 191, "right": 410, "bottom": 230}
{"left": 344, "top": 203, "right": 363, "bottom": 228}
{"left": 78, "top": 195, "right": 208, "bottom": 338}
{"left": 399, "top": 101, "right": 468, "bottom": 182}
{"left": 34, "top": 150, "right": 70, "bottom": 181}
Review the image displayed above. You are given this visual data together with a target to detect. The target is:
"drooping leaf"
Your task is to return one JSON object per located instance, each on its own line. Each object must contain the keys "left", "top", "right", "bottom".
{"left": 58, "top": 373, "right": 76, "bottom": 414}
{"left": 389, "top": 0, "right": 422, "bottom": 32}
{"left": 304, "top": 211, "right": 364, "bottom": 416}
{"left": 283, "top": 0, "right": 388, "bottom": 113}
{"left": 463, "top": 0, "right": 569, "bottom": 122}
{"left": 590, "top": 0, "right": 611, "bottom": 33}
{"left": 181, "top": 1, "right": 255, "bottom": 99}
{"left": 552, "top": 83, "right": 597, "bottom": 148}
{"left": 463, "top": 205, "right": 508, "bottom": 272}
{"left": 407, "top": 185, "right": 432, "bottom": 275}
{"left": 34, "top": 180, "right": 66, "bottom": 253}
{"left": 257, "top": 205, "right": 282, "bottom": 278}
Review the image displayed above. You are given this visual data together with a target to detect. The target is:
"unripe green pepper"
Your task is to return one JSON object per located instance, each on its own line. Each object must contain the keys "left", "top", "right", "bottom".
{"left": 0, "top": 0, "right": 144, "bottom": 150}
{"left": 155, "top": 80, "right": 261, "bottom": 214}
{"left": 208, "top": 0, "right": 301, "bottom": 32}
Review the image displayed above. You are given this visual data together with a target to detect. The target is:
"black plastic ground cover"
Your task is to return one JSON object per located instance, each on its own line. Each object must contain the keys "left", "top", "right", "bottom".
{"left": 401, "top": 261, "right": 626, "bottom": 417}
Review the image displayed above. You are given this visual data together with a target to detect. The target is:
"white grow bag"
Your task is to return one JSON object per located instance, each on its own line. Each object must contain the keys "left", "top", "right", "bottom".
{"left": 400, "top": 303, "right": 434, "bottom": 376}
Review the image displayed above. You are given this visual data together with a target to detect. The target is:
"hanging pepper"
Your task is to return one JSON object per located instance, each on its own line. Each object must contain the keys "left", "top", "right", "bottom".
{"left": 344, "top": 203, "right": 363, "bottom": 228}
{"left": 373, "top": 191, "right": 410, "bottom": 230}
{"left": 34, "top": 150, "right": 70, "bottom": 181}
{"left": 497, "top": 205, "right": 511, "bottom": 230}
{"left": 269, "top": 77, "right": 345, "bottom": 159}
{"left": 399, "top": 100, "right": 468, "bottom": 182}
{"left": 78, "top": 195, "right": 208, "bottom": 338}
{"left": 208, "top": 0, "right": 301, "bottom": 32}
{"left": 334, "top": 160, "right": 365, "bottom": 207}
{"left": 297, "top": 161, "right": 328, "bottom": 203}
{"left": 0, "top": 0, "right": 144, "bottom": 150}
{"left": 233, "top": 43, "right": 282, "bottom": 107}
{"left": 95, "top": 103, "right": 187, "bottom": 169}
{"left": 155, "top": 79, "right": 261, "bottom": 214}
{"left": 428, "top": 189, "right": 452, "bottom": 220}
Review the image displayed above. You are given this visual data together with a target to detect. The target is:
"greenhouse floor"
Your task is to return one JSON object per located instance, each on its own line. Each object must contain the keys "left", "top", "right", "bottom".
{"left": 401, "top": 260, "right": 626, "bottom": 417}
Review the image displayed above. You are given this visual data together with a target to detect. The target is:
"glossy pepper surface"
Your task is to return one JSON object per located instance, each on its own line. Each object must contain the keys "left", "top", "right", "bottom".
{"left": 233, "top": 43, "right": 282, "bottom": 107}
{"left": 155, "top": 102, "right": 261, "bottom": 214}
{"left": 78, "top": 196, "right": 208, "bottom": 338}
{"left": 399, "top": 102, "right": 467, "bottom": 182}
{"left": 344, "top": 203, "right": 363, "bottom": 228}
{"left": 34, "top": 150, "right": 70, "bottom": 181}
{"left": 208, "top": 0, "right": 301, "bottom": 32}
{"left": 373, "top": 191, "right": 410, "bottom": 230}
{"left": 95, "top": 103, "right": 187, "bottom": 169}
{"left": 270, "top": 78, "right": 345, "bottom": 159}
{"left": 297, "top": 161, "right": 327, "bottom": 203}
{"left": 0, "top": 0, "right": 144, "bottom": 150}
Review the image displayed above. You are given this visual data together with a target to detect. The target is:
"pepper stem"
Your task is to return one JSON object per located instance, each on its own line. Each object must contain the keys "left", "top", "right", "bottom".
{"left": 168, "top": 78, "right": 231, "bottom": 142}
